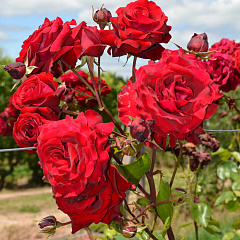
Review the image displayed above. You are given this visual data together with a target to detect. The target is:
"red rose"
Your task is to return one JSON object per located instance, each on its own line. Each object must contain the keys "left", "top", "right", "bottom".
{"left": 207, "top": 38, "right": 240, "bottom": 92}
{"left": 0, "top": 97, "right": 19, "bottom": 136}
{"left": 13, "top": 108, "right": 56, "bottom": 153}
{"left": 37, "top": 110, "right": 131, "bottom": 232}
{"left": 16, "top": 17, "right": 83, "bottom": 78}
{"left": 55, "top": 165, "right": 131, "bottom": 233}
{"left": 99, "top": 0, "right": 171, "bottom": 61}
{"left": 60, "top": 70, "right": 111, "bottom": 109}
{"left": 11, "top": 73, "right": 65, "bottom": 112}
{"left": 234, "top": 48, "right": 240, "bottom": 73}
{"left": 118, "top": 50, "right": 222, "bottom": 148}
{"left": 37, "top": 110, "right": 114, "bottom": 198}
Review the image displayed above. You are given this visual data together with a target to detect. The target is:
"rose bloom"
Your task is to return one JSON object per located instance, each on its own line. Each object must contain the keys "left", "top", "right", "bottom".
{"left": 118, "top": 50, "right": 222, "bottom": 148}
{"left": 207, "top": 38, "right": 240, "bottom": 92}
{"left": 13, "top": 107, "right": 57, "bottom": 154}
{"left": 16, "top": 18, "right": 106, "bottom": 78}
{"left": 59, "top": 70, "right": 111, "bottom": 109}
{"left": 37, "top": 110, "right": 131, "bottom": 232}
{"left": 11, "top": 73, "right": 65, "bottom": 112}
{"left": 99, "top": 0, "right": 171, "bottom": 61}
{"left": 0, "top": 97, "right": 20, "bottom": 136}
{"left": 234, "top": 48, "right": 240, "bottom": 73}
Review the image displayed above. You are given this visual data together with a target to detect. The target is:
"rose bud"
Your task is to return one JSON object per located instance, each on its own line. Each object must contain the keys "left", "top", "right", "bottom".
{"left": 130, "top": 117, "right": 152, "bottom": 143}
{"left": 93, "top": 5, "right": 112, "bottom": 30}
{"left": 171, "top": 188, "right": 188, "bottom": 205}
{"left": 3, "top": 62, "right": 26, "bottom": 79}
{"left": 38, "top": 215, "right": 61, "bottom": 237}
{"left": 187, "top": 33, "right": 209, "bottom": 52}
{"left": 122, "top": 222, "right": 137, "bottom": 238}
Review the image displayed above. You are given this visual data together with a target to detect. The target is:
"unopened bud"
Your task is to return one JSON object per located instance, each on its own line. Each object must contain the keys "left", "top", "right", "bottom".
{"left": 92, "top": 5, "right": 112, "bottom": 30}
{"left": 171, "top": 188, "right": 188, "bottom": 205}
{"left": 38, "top": 215, "right": 61, "bottom": 237}
{"left": 122, "top": 223, "right": 137, "bottom": 238}
{"left": 187, "top": 33, "right": 209, "bottom": 52}
{"left": 3, "top": 62, "right": 26, "bottom": 79}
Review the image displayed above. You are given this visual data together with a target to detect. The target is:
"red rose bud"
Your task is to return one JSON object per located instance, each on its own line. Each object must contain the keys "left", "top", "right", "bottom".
{"left": 93, "top": 6, "right": 112, "bottom": 30}
{"left": 187, "top": 33, "right": 209, "bottom": 52}
{"left": 130, "top": 118, "right": 152, "bottom": 143}
{"left": 38, "top": 215, "right": 61, "bottom": 237}
{"left": 122, "top": 223, "right": 137, "bottom": 238}
{"left": 3, "top": 62, "right": 26, "bottom": 79}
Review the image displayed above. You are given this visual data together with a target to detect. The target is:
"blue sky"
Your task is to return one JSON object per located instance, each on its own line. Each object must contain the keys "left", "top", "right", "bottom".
{"left": 0, "top": 0, "right": 240, "bottom": 79}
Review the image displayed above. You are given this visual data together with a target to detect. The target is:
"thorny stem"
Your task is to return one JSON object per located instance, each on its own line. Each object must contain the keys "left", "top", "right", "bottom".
{"left": 123, "top": 199, "right": 158, "bottom": 240}
{"left": 85, "top": 227, "right": 95, "bottom": 240}
{"left": 60, "top": 221, "right": 72, "bottom": 226}
{"left": 102, "top": 101, "right": 126, "bottom": 136}
{"left": 60, "top": 59, "right": 95, "bottom": 95}
{"left": 61, "top": 108, "right": 79, "bottom": 116}
{"left": 131, "top": 56, "right": 137, "bottom": 83}
{"left": 97, "top": 57, "right": 102, "bottom": 94}
{"left": 146, "top": 149, "right": 157, "bottom": 203}
{"left": 125, "top": 200, "right": 170, "bottom": 222}
{"left": 170, "top": 141, "right": 182, "bottom": 188}
{"left": 70, "top": 87, "right": 96, "bottom": 99}
{"left": 194, "top": 221, "right": 199, "bottom": 240}
{"left": 112, "top": 130, "right": 127, "bottom": 139}
{"left": 87, "top": 57, "right": 103, "bottom": 109}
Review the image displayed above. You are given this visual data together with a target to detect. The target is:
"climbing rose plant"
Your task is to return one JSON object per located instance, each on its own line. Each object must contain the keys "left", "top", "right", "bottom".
{"left": 1, "top": 0, "right": 240, "bottom": 239}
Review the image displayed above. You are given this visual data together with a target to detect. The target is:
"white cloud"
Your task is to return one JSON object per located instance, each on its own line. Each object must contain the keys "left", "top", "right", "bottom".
{"left": 0, "top": 31, "right": 10, "bottom": 41}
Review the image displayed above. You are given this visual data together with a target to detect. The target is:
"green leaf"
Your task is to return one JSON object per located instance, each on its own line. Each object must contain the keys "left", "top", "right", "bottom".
{"left": 217, "top": 161, "right": 238, "bottom": 180}
{"left": 162, "top": 217, "right": 171, "bottom": 236}
{"left": 231, "top": 151, "right": 240, "bottom": 162}
{"left": 233, "top": 220, "right": 240, "bottom": 230}
{"left": 156, "top": 180, "right": 174, "bottom": 223}
{"left": 114, "top": 153, "right": 151, "bottom": 186}
{"left": 136, "top": 197, "right": 152, "bottom": 210}
{"left": 204, "top": 219, "right": 222, "bottom": 236}
{"left": 225, "top": 200, "right": 240, "bottom": 212}
{"left": 190, "top": 202, "right": 211, "bottom": 227}
{"left": 179, "top": 222, "right": 193, "bottom": 228}
{"left": 222, "top": 232, "right": 235, "bottom": 240}
{"left": 214, "top": 191, "right": 237, "bottom": 206}
{"left": 152, "top": 231, "right": 165, "bottom": 239}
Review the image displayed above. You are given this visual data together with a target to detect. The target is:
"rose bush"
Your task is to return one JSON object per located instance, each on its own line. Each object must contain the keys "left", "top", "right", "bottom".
{"left": 99, "top": 0, "right": 171, "bottom": 60}
{"left": 118, "top": 50, "right": 223, "bottom": 148}
{"left": 11, "top": 73, "right": 65, "bottom": 112}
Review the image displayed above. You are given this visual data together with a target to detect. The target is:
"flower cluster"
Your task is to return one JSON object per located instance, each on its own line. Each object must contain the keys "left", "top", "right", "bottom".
{"left": 1, "top": 0, "right": 240, "bottom": 238}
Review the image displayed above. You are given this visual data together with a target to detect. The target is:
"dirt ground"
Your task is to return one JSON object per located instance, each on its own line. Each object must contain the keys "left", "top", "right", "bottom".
{"left": 0, "top": 187, "right": 101, "bottom": 240}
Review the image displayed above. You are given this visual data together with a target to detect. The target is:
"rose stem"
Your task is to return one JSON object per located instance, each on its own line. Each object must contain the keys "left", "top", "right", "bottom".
{"left": 87, "top": 57, "right": 103, "bottom": 109}
{"left": 97, "top": 56, "right": 101, "bottom": 94}
{"left": 125, "top": 200, "right": 170, "bottom": 222}
{"left": 146, "top": 149, "right": 157, "bottom": 203}
{"left": 101, "top": 101, "right": 126, "bottom": 136}
{"left": 60, "top": 59, "right": 95, "bottom": 95}
{"left": 169, "top": 141, "right": 182, "bottom": 188}
{"left": 60, "top": 221, "right": 72, "bottom": 226}
{"left": 123, "top": 199, "right": 158, "bottom": 240}
{"left": 85, "top": 227, "right": 95, "bottom": 240}
{"left": 131, "top": 56, "right": 137, "bottom": 83}
{"left": 112, "top": 130, "right": 127, "bottom": 139}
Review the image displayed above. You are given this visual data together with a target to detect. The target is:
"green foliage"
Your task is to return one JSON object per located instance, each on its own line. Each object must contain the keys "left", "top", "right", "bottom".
{"left": 190, "top": 202, "right": 211, "bottom": 227}
{"left": 156, "top": 180, "right": 174, "bottom": 224}
{"left": 114, "top": 153, "right": 151, "bottom": 187}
